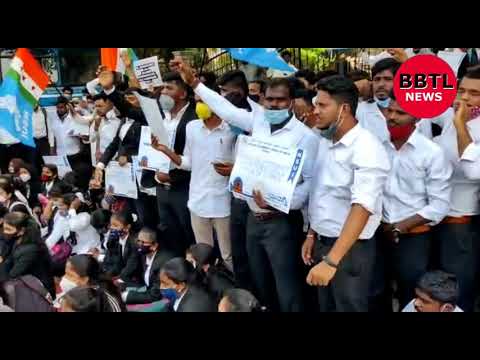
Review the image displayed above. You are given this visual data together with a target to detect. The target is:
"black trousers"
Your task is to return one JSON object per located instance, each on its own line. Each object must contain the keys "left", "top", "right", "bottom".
{"left": 135, "top": 192, "right": 159, "bottom": 230}
{"left": 313, "top": 236, "right": 375, "bottom": 312}
{"left": 246, "top": 212, "right": 304, "bottom": 312}
{"left": 390, "top": 232, "right": 431, "bottom": 309}
{"left": 230, "top": 198, "right": 253, "bottom": 291}
{"left": 67, "top": 151, "right": 92, "bottom": 192}
{"left": 33, "top": 137, "right": 51, "bottom": 173}
{"left": 436, "top": 222, "right": 478, "bottom": 312}
{"left": 156, "top": 186, "right": 195, "bottom": 257}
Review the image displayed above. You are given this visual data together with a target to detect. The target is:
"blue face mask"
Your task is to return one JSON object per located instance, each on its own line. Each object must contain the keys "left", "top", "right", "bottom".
{"left": 161, "top": 288, "right": 178, "bottom": 303}
{"left": 264, "top": 108, "right": 290, "bottom": 125}
{"left": 229, "top": 124, "right": 244, "bottom": 136}
{"left": 375, "top": 96, "right": 391, "bottom": 109}
{"left": 320, "top": 105, "right": 345, "bottom": 141}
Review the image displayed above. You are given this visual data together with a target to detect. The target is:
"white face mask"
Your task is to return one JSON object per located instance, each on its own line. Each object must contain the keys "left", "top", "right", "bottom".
{"left": 60, "top": 277, "right": 78, "bottom": 294}
{"left": 19, "top": 173, "right": 31, "bottom": 183}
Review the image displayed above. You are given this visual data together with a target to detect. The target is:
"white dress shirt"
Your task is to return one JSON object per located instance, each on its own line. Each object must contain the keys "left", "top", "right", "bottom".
{"left": 402, "top": 299, "right": 463, "bottom": 312}
{"left": 89, "top": 110, "right": 121, "bottom": 153}
{"left": 144, "top": 252, "right": 157, "bottom": 287}
{"left": 45, "top": 209, "right": 101, "bottom": 255}
{"left": 308, "top": 124, "right": 391, "bottom": 239}
{"left": 194, "top": 82, "right": 319, "bottom": 213}
{"left": 382, "top": 129, "right": 453, "bottom": 225}
{"left": 50, "top": 112, "right": 82, "bottom": 156}
{"left": 460, "top": 141, "right": 480, "bottom": 180}
{"left": 434, "top": 115, "right": 480, "bottom": 216}
{"left": 33, "top": 108, "right": 55, "bottom": 147}
{"left": 179, "top": 120, "right": 236, "bottom": 218}
{"left": 355, "top": 101, "right": 433, "bottom": 141}
{"left": 173, "top": 289, "right": 187, "bottom": 312}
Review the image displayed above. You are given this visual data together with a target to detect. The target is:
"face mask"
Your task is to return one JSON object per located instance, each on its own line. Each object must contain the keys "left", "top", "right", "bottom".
{"left": 19, "top": 174, "right": 31, "bottom": 183}
{"left": 137, "top": 245, "right": 152, "bottom": 255}
{"left": 196, "top": 102, "right": 212, "bottom": 121}
{"left": 159, "top": 94, "right": 175, "bottom": 112}
{"left": 8, "top": 167, "right": 15, "bottom": 174}
{"left": 109, "top": 229, "right": 125, "bottom": 241}
{"left": 388, "top": 123, "right": 415, "bottom": 141}
{"left": 41, "top": 175, "right": 52, "bottom": 183}
{"left": 264, "top": 108, "right": 290, "bottom": 125}
{"left": 249, "top": 94, "right": 260, "bottom": 103}
{"left": 60, "top": 277, "right": 78, "bottom": 294}
{"left": 2, "top": 232, "right": 20, "bottom": 243}
{"left": 374, "top": 96, "right": 391, "bottom": 109}
{"left": 320, "top": 105, "right": 345, "bottom": 140}
{"left": 64, "top": 94, "right": 72, "bottom": 100}
{"left": 229, "top": 124, "right": 244, "bottom": 136}
{"left": 160, "top": 288, "right": 178, "bottom": 303}
{"left": 469, "top": 106, "right": 480, "bottom": 120}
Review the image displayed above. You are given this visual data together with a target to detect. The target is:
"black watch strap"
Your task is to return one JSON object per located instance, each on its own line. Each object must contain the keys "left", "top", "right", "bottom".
{"left": 322, "top": 255, "right": 338, "bottom": 269}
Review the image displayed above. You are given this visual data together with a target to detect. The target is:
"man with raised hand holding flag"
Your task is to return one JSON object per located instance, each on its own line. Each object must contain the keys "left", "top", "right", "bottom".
{"left": 0, "top": 48, "right": 50, "bottom": 171}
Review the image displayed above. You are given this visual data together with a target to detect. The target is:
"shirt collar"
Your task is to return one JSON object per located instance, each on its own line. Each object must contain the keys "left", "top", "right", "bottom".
{"left": 146, "top": 251, "right": 157, "bottom": 265}
{"left": 169, "top": 102, "right": 190, "bottom": 121}
{"left": 333, "top": 123, "right": 362, "bottom": 148}
{"left": 383, "top": 126, "right": 420, "bottom": 150}
{"left": 201, "top": 119, "right": 228, "bottom": 131}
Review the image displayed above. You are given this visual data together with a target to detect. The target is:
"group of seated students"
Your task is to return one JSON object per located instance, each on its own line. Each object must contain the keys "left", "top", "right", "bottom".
{"left": 0, "top": 159, "right": 261, "bottom": 312}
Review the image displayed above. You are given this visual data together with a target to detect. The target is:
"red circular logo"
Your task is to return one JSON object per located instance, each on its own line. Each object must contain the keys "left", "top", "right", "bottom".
{"left": 393, "top": 54, "right": 457, "bottom": 118}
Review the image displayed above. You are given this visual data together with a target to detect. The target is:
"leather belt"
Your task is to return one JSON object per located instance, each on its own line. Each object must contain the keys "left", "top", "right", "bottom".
{"left": 252, "top": 211, "right": 284, "bottom": 222}
{"left": 382, "top": 223, "right": 430, "bottom": 235}
{"left": 441, "top": 216, "right": 471, "bottom": 225}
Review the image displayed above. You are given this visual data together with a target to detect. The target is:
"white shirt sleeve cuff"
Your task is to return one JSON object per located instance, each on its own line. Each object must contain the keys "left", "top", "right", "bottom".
{"left": 96, "top": 162, "right": 105, "bottom": 170}
{"left": 461, "top": 143, "right": 480, "bottom": 162}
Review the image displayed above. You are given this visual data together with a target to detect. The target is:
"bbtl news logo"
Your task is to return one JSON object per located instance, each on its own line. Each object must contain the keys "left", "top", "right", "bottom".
{"left": 393, "top": 55, "right": 457, "bottom": 118}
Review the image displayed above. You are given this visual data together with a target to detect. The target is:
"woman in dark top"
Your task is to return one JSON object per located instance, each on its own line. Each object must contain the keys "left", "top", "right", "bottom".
{"left": 0, "top": 176, "right": 31, "bottom": 215}
{"left": 17, "top": 163, "right": 42, "bottom": 211}
{"left": 0, "top": 212, "right": 55, "bottom": 298}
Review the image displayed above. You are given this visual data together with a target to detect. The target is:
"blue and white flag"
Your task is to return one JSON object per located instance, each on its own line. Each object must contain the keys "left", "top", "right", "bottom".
{"left": 224, "top": 48, "right": 296, "bottom": 72}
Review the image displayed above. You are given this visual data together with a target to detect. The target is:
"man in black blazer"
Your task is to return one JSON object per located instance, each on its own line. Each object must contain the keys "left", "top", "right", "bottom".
{"left": 140, "top": 72, "right": 197, "bottom": 256}
{"left": 123, "top": 227, "right": 174, "bottom": 304}
{"left": 160, "top": 257, "right": 216, "bottom": 312}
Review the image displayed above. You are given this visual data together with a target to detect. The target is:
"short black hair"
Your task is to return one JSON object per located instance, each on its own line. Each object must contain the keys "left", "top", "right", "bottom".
{"left": 286, "top": 76, "right": 306, "bottom": 96}
{"left": 92, "top": 93, "right": 110, "bottom": 102}
{"left": 249, "top": 80, "right": 266, "bottom": 94}
{"left": 111, "top": 209, "right": 134, "bottom": 227}
{"left": 316, "top": 75, "right": 359, "bottom": 115}
{"left": 316, "top": 70, "right": 339, "bottom": 81}
{"left": 163, "top": 71, "right": 194, "bottom": 99}
{"left": 199, "top": 71, "right": 217, "bottom": 90}
{"left": 266, "top": 77, "right": 296, "bottom": 99}
{"left": 63, "top": 86, "right": 73, "bottom": 94}
{"left": 347, "top": 70, "right": 370, "bottom": 82}
{"left": 281, "top": 50, "right": 292, "bottom": 58}
{"left": 217, "top": 70, "right": 249, "bottom": 97}
{"left": 57, "top": 96, "right": 70, "bottom": 106}
{"left": 463, "top": 65, "right": 480, "bottom": 80}
{"left": 139, "top": 227, "right": 157, "bottom": 244}
{"left": 188, "top": 243, "right": 216, "bottom": 267}
{"left": 295, "top": 69, "right": 317, "bottom": 86}
{"left": 371, "top": 58, "right": 401, "bottom": 79}
{"left": 223, "top": 288, "right": 261, "bottom": 312}
{"left": 90, "top": 209, "right": 112, "bottom": 230}
{"left": 295, "top": 89, "right": 317, "bottom": 106}
{"left": 43, "top": 164, "right": 58, "bottom": 176}
{"left": 416, "top": 271, "right": 459, "bottom": 305}
{"left": 63, "top": 286, "right": 113, "bottom": 312}
{"left": 162, "top": 257, "right": 194, "bottom": 285}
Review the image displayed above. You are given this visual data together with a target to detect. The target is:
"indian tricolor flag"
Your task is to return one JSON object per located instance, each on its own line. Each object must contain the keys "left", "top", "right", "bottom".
{"left": 101, "top": 48, "right": 138, "bottom": 74}
{"left": 0, "top": 48, "right": 50, "bottom": 147}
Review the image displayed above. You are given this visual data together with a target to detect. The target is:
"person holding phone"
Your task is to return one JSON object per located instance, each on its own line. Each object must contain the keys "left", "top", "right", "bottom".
{"left": 151, "top": 100, "right": 236, "bottom": 272}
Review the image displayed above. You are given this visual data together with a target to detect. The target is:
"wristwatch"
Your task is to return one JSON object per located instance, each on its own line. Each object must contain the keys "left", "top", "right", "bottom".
{"left": 322, "top": 255, "right": 338, "bottom": 269}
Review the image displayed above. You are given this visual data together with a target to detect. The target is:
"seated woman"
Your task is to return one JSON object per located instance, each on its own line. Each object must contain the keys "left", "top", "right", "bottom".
{"left": 17, "top": 163, "right": 42, "bottom": 213}
{"left": 60, "top": 286, "right": 116, "bottom": 312}
{"left": 56, "top": 254, "right": 125, "bottom": 312}
{"left": 0, "top": 212, "right": 55, "bottom": 298}
{"left": 186, "top": 243, "right": 235, "bottom": 304}
{"left": 218, "top": 288, "right": 263, "bottom": 312}
{"left": 45, "top": 193, "right": 100, "bottom": 276}
{"left": 7, "top": 158, "right": 26, "bottom": 176}
{"left": 100, "top": 210, "right": 141, "bottom": 285}
{"left": 159, "top": 257, "right": 216, "bottom": 312}
{"left": 0, "top": 176, "right": 33, "bottom": 216}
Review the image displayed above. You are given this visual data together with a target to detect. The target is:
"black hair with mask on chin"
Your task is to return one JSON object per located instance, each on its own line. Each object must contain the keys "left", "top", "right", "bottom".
{"left": 371, "top": 58, "right": 401, "bottom": 79}
{"left": 217, "top": 70, "right": 249, "bottom": 98}
{"left": 316, "top": 75, "right": 359, "bottom": 116}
